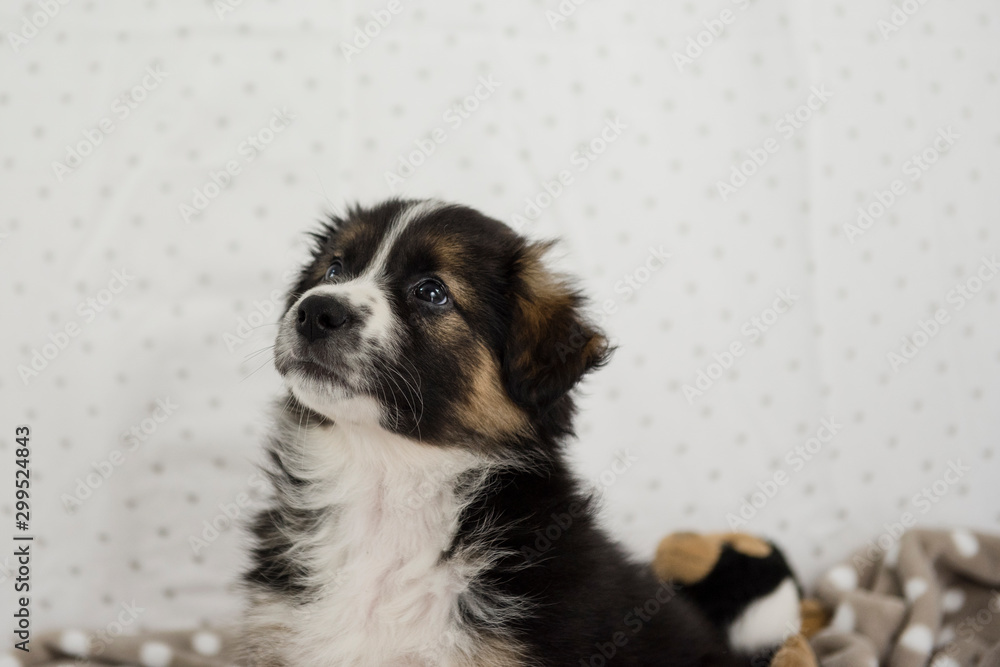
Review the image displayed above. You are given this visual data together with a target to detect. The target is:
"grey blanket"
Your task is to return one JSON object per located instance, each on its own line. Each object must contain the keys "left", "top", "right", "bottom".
{"left": 811, "top": 529, "right": 1000, "bottom": 667}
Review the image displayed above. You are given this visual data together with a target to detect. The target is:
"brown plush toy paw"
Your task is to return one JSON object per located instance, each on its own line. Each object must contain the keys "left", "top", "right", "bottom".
{"left": 771, "top": 634, "right": 819, "bottom": 667}
{"left": 653, "top": 532, "right": 825, "bottom": 667}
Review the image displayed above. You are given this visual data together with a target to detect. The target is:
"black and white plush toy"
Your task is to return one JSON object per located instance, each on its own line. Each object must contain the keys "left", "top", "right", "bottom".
{"left": 653, "top": 532, "right": 825, "bottom": 667}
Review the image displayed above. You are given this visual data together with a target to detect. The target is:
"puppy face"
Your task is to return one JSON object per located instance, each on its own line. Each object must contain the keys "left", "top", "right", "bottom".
{"left": 275, "top": 199, "right": 609, "bottom": 448}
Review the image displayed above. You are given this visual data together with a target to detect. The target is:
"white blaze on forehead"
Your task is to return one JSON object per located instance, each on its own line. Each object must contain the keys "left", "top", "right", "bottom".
{"left": 362, "top": 199, "right": 446, "bottom": 281}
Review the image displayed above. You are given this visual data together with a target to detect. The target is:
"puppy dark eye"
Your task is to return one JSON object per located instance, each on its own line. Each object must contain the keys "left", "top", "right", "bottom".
{"left": 414, "top": 279, "right": 448, "bottom": 306}
{"left": 325, "top": 260, "right": 344, "bottom": 280}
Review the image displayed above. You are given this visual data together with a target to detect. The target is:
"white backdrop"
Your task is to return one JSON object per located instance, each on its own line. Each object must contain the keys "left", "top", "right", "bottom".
{"left": 2, "top": 0, "right": 999, "bottom": 634}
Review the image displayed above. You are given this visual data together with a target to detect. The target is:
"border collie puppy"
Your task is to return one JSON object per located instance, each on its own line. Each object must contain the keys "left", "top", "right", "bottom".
{"left": 242, "top": 200, "right": 748, "bottom": 666}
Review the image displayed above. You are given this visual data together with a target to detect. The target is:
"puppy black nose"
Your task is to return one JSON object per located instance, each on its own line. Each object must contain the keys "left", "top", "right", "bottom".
{"left": 296, "top": 294, "right": 351, "bottom": 342}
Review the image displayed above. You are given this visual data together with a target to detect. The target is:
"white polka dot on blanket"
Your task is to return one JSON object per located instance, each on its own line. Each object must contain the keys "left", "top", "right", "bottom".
{"left": 905, "top": 577, "right": 929, "bottom": 602}
{"left": 192, "top": 631, "right": 222, "bottom": 656}
{"left": 827, "top": 564, "right": 858, "bottom": 591}
{"left": 831, "top": 601, "right": 856, "bottom": 632}
{"left": 942, "top": 589, "right": 965, "bottom": 613}
{"left": 932, "top": 655, "right": 961, "bottom": 667}
{"left": 0, "top": 654, "right": 22, "bottom": 667}
{"left": 58, "top": 630, "right": 89, "bottom": 656}
{"left": 900, "top": 625, "right": 934, "bottom": 654}
{"left": 938, "top": 625, "right": 956, "bottom": 647}
{"left": 951, "top": 530, "right": 979, "bottom": 557}
{"left": 140, "top": 641, "right": 173, "bottom": 667}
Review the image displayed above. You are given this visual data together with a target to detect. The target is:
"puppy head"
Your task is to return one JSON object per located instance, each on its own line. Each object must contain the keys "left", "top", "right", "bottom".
{"left": 275, "top": 199, "right": 610, "bottom": 448}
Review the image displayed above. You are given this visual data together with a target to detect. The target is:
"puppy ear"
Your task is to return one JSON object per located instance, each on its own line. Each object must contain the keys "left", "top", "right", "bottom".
{"left": 503, "top": 243, "right": 611, "bottom": 412}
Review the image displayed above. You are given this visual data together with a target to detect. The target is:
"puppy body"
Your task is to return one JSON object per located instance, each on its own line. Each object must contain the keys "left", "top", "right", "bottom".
{"left": 243, "top": 200, "right": 749, "bottom": 666}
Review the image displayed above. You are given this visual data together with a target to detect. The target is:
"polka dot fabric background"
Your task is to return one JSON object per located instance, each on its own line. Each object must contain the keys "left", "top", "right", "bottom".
{"left": 1, "top": 0, "right": 999, "bottom": 633}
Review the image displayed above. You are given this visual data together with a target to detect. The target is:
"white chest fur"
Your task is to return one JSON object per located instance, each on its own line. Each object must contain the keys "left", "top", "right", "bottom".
{"left": 245, "top": 424, "right": 506, "bottom": 667}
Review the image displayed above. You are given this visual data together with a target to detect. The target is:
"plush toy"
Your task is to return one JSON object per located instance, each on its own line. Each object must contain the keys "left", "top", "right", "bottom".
{"left": 652, "top": 532, "right": 829, "bottom": 667}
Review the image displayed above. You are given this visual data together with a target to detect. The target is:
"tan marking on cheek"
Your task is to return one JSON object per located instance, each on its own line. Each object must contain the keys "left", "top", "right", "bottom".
{"left": 422, "top": 287, "right": 528, "bottom": 441}
{"left": 428, "top": 308, "right": 467, "bottom": 342}
{"left": 458, "top": 344, "right": 530, "bottom": 440}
